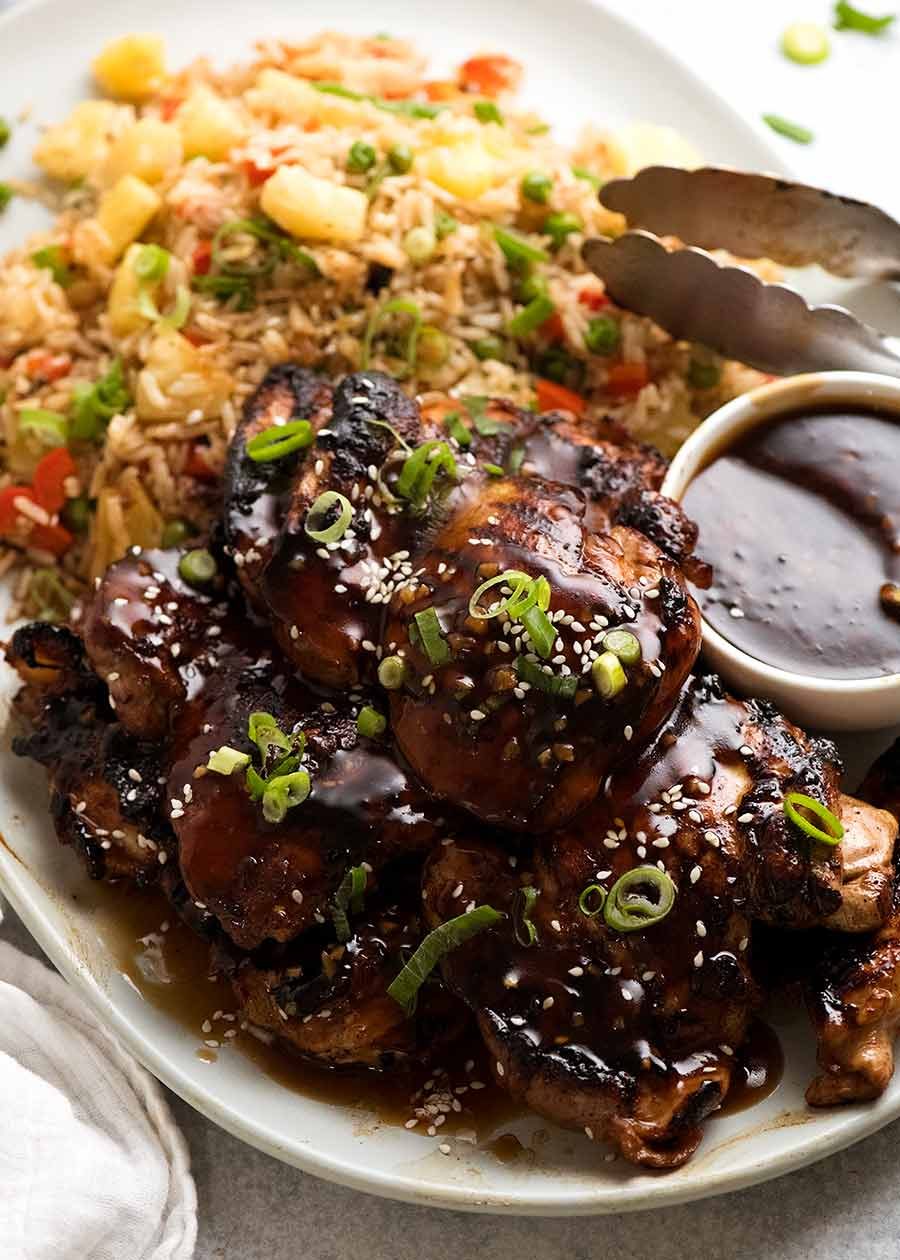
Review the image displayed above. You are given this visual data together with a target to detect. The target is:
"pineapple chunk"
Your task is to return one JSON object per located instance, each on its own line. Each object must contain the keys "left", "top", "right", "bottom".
{"left": 421, "top": 138, "right": 495, "bottom": 200}
{"left": 107, "top": 244, "right": 152, "bottom": 336}
{"left": 92, "top": 34, "right": 166, "bottom": 103}
{"left": 33, "top": 100, "right": 121, "bottom": 182}
{"left": 177, "top": 85, "right": 246, "bottom": 161}
{"left": 90, "top": 174, "right": 161, "bottom": 264}
{"left": 614, "top": 123, "right": 701, "bottom": 175}
{"left": 245, "top": 68, "right": 364, "bottom": 127}
{"left": 136, "top": 328, "right": 232, "bottom": 422}
{"left": 101, "top": 118, "right": 183, "bottom": 186}
{"left": 261, "top": 166, "right": 367, "bottom": 243}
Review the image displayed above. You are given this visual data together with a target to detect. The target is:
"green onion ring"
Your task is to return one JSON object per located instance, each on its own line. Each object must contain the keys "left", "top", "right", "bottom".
{"left": 521, "top": 603, "right": 556, "bottom": 659}
{"left": 395, "top": 440, "right": 457, "bottom": 508}
{"left": 578, "top": 883, "right": 606, "bottom": 917}
{"left": 360, "top": 297, "right": 422, "bottom": 377}
{"left": 332, "top": 864, "right": 367, "bottom": 943}
{"left": 387, "top": 905, "right": 504, "bottom": 1014}
{"left": 784, "top": 792, "right": 844, "bottom": 846}
{"left": 246, "top": 419, "right": 314, "bottom": 463}
{"left": 514, "top": 655, "right": 578, "bottom": 700}
{"left": 304, "top": 490, "right": 353, "bottom": 544}
{"left": 468, "top": 569, "right": 532, "bottom": 620}
{"left": 514, "top": 885, "right": 540, "bottom": 947}
{"left": 602, "top": 628, "right": 641, "bottom": 666}
{"left": 261, "top": 769, "right": 311, "bottom": 824}
{"left": 413, "top": 605, "right": 451, "bottom": 666}
{"left": 603, "top": 866, "right": 676, "bottom": 933}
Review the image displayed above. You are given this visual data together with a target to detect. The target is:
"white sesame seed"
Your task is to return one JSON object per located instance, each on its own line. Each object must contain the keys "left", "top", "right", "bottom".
{"left": 624, "top": 725, "right": 633, "bottom": 741}
{"left": 496, "top": 1062, "right": 505, "bottom": 1077}
{"left": 470, "top": 709, "right": 486, "bottom": 721}
{"left": 568, "top": 966, "right": 584, "bottom": 977}
{"left": 291, "top": 889, "right": 303, "bottom": 905}
{"left": 739, "top": 937, "right": 749, "bottom": 951}
{"left": 641, "top": 970, "right": 656, "bottom": 982}
{"left": 550, "top": 919, "right": 562, "bottom": 932}
{"left": 693, "top": 951, "right": 703, "bottom": 968}
{"left": 737, "top": 813, "right": 753, "bottom": 824}
{"left": 696, "top": 920, "right": 707, "bottom": 938}
{"left": 690, "top": 865, "right": 702, "bottom": 884}
{"left": 543, "top": 996, "right": 554, "bottom": 1009}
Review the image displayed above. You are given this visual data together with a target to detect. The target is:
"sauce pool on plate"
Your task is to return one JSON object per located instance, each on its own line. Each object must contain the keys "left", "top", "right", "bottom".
{"left": 683, "top": 406, "right": 900, "bottom": 680}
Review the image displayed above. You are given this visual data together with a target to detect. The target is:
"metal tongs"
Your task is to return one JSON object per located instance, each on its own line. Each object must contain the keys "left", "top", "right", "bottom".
{"left": 582, "top": 166, "right": 900, "bottom": 377}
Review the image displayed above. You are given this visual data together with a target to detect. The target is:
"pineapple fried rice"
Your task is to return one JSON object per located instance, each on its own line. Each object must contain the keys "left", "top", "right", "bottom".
{"left": 0, "top": 29, "right": 766, "bottom": 619}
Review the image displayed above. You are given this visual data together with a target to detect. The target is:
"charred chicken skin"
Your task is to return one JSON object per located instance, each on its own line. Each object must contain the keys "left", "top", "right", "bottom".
{"left": 7, "top": 364, "right": 900, "bottom": 1170}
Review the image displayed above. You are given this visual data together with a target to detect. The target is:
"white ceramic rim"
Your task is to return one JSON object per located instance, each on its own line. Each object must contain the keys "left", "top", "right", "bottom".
{"left": 662, "top": 371, "right": 900, "bottom": 706}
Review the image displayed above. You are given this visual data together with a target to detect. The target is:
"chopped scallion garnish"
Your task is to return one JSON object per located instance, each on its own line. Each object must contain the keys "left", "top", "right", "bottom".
{"left": 762, "top": 113, "right": 814, "bottom": 144}
{"left": 781, "top": 21, "right": 831, "bottom": 63}
{"left": 602, "top": 628, "right": 641, "bottom": 666}
{"left": 783, "top": 792, "right": 844, "bottom": 846}
{"left": 378, "top": 654, "right": 406, "bottom": 690}
{"left": 461, "top": 395, "right": 503, "bottom": 436}
{"left": 312, "top": 81, "right": 444, "bottom": 120}
{"left": 474, "top": 100, "right": 504, "bottom": 124}
{"left": 361, "top": 297, "right": 422, "bottom": 377}
{"left": 514, "top": 655, "right": 578, "bottom": 700}
{"left": 332, "top": 865, "right": 367, "bottom": 943}
{"left": 305, "top": 490, "right": 353, "bottom": 543}
{"left": 578, "top": 884, "right": 606, "bottom": 917}
{"left": 413, "top": 605, "right": 451, "bottom": 666}
{"left": 444, "top": 411, "right": 472, "bottom": 446}
{"left": 18, "top": 408, "right": 67, "bottom": 447}
{"left": 604, "top": 866, "right": 676, "bottom": 933}
{"left": 834, "top": 1, "right": 895, "bottom": 33}
{"left": 178, "top": 548, "right": 217, "bottom": 588}
{"left": 261, "top": 769, "right": 311, "bottom": 824}
{"left": 509, "top": 294, "right": 555, "bottom": 337}
{"left": 514, "top": 885, "right": 540, "bottom": 946}
{"left": 207, "top": 746, "right": 251, "bottom": 775}
{"left": 69, "top": 359, "right": 131, "bottom": 443}
{"left": 520, "top": 603, "right": 555, "bottom": 659}
{"left": 357, "top": 705, "right": 387, "bottom": 738}
{"left": 32, "top": 245, "right": 73, "bottom": 288}
{"left": 592, "top": 650, "right": 627, "bottom": 699}
{"left": 395, "top": 440, "right": 457, "bottom": 509}
{"left": 246, "top": 419, "right": 314, "bottom": 463}
{"left": 387, "top": 905, "right": 504, "bottom": 1014}
{"left": 492, "top": 223, "right": 549, "bottom": 267}
{"left": 468, "top": 569, "right": 533, "bottom": 620}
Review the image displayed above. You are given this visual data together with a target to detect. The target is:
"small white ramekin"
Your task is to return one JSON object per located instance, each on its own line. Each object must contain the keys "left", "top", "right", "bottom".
{"left": 662, "top": 371, "right": 900, "bottom": 731}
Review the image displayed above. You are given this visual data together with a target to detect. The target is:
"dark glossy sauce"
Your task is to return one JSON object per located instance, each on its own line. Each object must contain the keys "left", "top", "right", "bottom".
{"left": 716, "top": 1018, "right": 784, "bottom": 1117}
{"left": 683, "top": 407, "right": 900, "bottom": 679}
{"left": 77, "top": 882, "right": 517, "bottom": 1142}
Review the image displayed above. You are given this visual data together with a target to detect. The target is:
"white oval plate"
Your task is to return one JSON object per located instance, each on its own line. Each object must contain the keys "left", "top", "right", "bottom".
{"left": 2, "top": 0, "right": 899, "bottom": 1215}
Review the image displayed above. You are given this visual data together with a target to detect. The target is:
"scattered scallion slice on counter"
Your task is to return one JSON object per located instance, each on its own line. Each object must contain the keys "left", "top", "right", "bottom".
{"left": 413, "top": 605, "right": 451, "bottom": 666}
{"left": 833, "top": 1, "right": 896, "bottom": 33}
{"left": 305, "top": 490, "right": 353, "bottom": 543}
{"left": 178, "top": 547, "right": 217, "bottom": 588}
{"left": 207, "top": 746, "right": 251, "bottom": 775}
{"left": 246, "top": 419, "right": 314, "bottom": 463}
{"left": 784, "top": 792, "right": 845, "bottom": 846}
{"left": 578, "top": 883, "right": 607, "bottom": 917}
{"left": 387, "top": 906, "right": 504, "bottom": 1014}
{"left": 781, "top": 21, "right": 831, "bottom": 63}
{"left": 762, "top": 113, "right": 814, "bottom": 144}
{"left": 357, "top": 705, "right": 387, "bottom": 738}
{"left": 514, "top": 885, "right": 540, "bottom": 946}
{"left": 262, "top": 769, "right": 311, "bottom": 824}
{"left": 604, "top": 866, "right": 676, "bottom": 933}
{"left": 332, "top": 865, "right": 368, "bottom": 942}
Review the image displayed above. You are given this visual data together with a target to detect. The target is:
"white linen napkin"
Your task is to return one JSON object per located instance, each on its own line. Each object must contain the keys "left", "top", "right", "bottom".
{"left": 0, "top": 933, "right": 197, "bottom": 1260}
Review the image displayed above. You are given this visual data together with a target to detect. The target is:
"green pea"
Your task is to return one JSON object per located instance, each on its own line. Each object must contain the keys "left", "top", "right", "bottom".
{"left": 544, "top": 211, "right": 582, "bottom": 249}
{"left": 472, "top": 336, "right": 506, "bottom": 362}
{"left": 161, "top": 519, "right": 192, "bottom": 549}
{"left": 387, "top": 143, "right": 414, "bottom": 174}
{"left": 521, "top": 170, "right": 552, "bottom": 204}
{"left": 584, "top": 315, "right": 620, "bottom": 355}
{"left": 347, "top": 140, "right": 377, "bottom": 173}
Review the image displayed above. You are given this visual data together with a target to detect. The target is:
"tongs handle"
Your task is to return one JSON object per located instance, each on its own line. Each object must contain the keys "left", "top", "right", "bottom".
{"left": 599, "top": 166, "right": 900, "bottom": 282}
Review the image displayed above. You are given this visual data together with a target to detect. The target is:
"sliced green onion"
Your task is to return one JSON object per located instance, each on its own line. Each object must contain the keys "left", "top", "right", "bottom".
{"left": 247, "top": 711, "right": 301, "bottom": 770}
{"left": 834, "top": 1, "right": 895, "bottom": 34}
{"left": 414, "top": 605, "right": 451, "bottom": 666}
{"left": 514, "top": 655, "right": 578, "bottom": 700}
{"left": 514, "top": 885, "right": 540, "bottom": 946}
{"left": 387, "top": 142, "right": 414, "bottom": 173}
{"left": 403, "top": 225, "right": 436, "bottom": 264}
{"left": 161, "top": 283, "right": 191, "bottom": 329}
{"left": 445, "top": 411, "right": 472, "bottom": 446}
{"left": 572, "top": 165, "right": 602, "bottom": 190}
{"left": 781, "top": 21, "right": 831, "bottom": 63}
{"left": 192, "top": 271, "right": 256, "bottom": 309}
{"left": 246, "top": 419, "right": 314, "bottom": 463}
{"left": 245, "top": 765, "right": 266, "bottom": 800}
{"left": 462, "top": 395, "right": 503, "bottom": 436}
{"left": 688, "top": 357, "right": 721, "bottom": 389}
{"left": 211, "top": 216, "right": 318, "bottom": 278}
{"left": 347, "top": 139, "right": 377, "bottom": 173}
{"left": 602, "top": 628, "right": 641, "bottom": 666}
{"left": 434, "top": 209, "right": 458, "bottom": 239}
{"left": 305, "top": 490, "right": 353, "bottom": 543}
{"left": 521, "top": 170, "right": 552, "bottom": 204}
{"left": 69, "top": 358, "right": 131, "bottom": 443}
{"left": 517, "top": 270, "right": 549, "bottom": 303}
{"left": 492, "top": 224, "right": 549, "bottom": 267}
{"left": 32, "top": 245, "right": 73, "bottom": 288}
{"left": 387, "top": 905, "right": 504, "bottom": 1014}
{"left": 395, "top": 440, "right": 457, "bottom": 509}
{"left": 332, "top": 864, "right": 367, "bottom": 943}
{"left": 521, "top": 603, "right": 555, "bottom": 659}
{"left": 61, "top": 495, "right": 92, "bottom": 534}
{"left": 468, "top": 569, "right": 532, "bottom": 620}
{"left": 584, "top": 315, "right": 620, "bottom": 355}
{"left": 418, "top": 325, "right": 449, "bottom": 367}
{"left": 357, "top": 705, "right": 387, "bottom": 738}
{"left": 604, "top": 866, "right": 676, "bottom": 933}
{"left": 133, "top": 243, "right": 170, "bottom": 284}
{"left": 207, "top": 745, "right": 251, "bottom": 775}
{"left": 312, "top": 81, "right": 443, "bottom": 120}
{"left": 378, "top": 654, "right": 406, "bottom": 690}
{"left": 483, "top": 462, "right": 504, "bottom": 476}
{"left": 261, "top": 769, "right": 311, "bottom": 824}
{"left": 161, "top": 519, "right": 190, "bottom": 549}
{"left": 508, "top": 445, "right": 526, "bottom": 474}
{"left": 361, "top": 297, "right": 422, "bottom": 377}
{"left": 784, "top": 792, "right": 844, "bottom": 846}
{"left": 509, "top": 294, "right": 555, "bottom": 338}
{"left": 544, "top": 211, "right": 582, "bottom": 249}
{"left": 0, "top": 118, "right": 10, "bottom": 148}
{"left": 18, "top": 408, "right": 67, "bottom": 447}
{"left": 178, "top": 547, "right": 217, "bottom": 588}
{"left": 0, "top": 184, "right": 13, "bottom": 212}
{"left": 29, "top": 567, "right": 75, "bottom": 622}
{"left": 474, "top": 100, "right": 504, "bottom": 124}
{"left": 578, "top": 883, "right": 606, "bottom": 917}
{"left": 472, "top": 335, "right": 506, "bottom": 362}
{"left": 592, "top": 650, "right": 627, "bottom": 699}
{"left": 762, "top": 113, "right": 814, "bottom": 144}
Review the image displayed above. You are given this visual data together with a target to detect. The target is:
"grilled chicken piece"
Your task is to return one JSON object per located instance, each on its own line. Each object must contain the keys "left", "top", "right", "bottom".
{"left": 7, "top": 623, "right": 171, "bottom": 881}
{"left": 807, "top": 740, "right": 900, "bottom": 1105}
{"left": 386, "top": 474, "right": 701, "bottom": 831}
{"left": 232, "top": 899, "right": 466, "bottom": 1069}
{"left": 78, "top": 544, "right": 248, "bottom": 740}
{"left": 422, "top": 675, "right": 872, "bottom": 1166}
{"left": 224, "top": 364, "right": 333, "bottom": 599}
{"left": 167, "top": 655, "right": 439, "bottom": 949}
{"left": 258, "top": 371, "right": 432, "bottom": 688}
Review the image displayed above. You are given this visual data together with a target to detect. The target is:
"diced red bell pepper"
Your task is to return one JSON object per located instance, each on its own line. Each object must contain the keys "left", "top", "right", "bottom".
{"left": 159, "top": 95, "right": 184, "bottom": 122}
{"left": 30, "top": 522, "right": 74, "bottom": 556}
{"left": 22, "top": 351, "right": 72, "bottom": 382}
{"left": 32, "top": 447, "right": 77, "bottom": 515}
{"left": 606, "top": 361, "right": 649, "bottom": 396}
{"left": 185, "top": 442, "right": 217, "bottom": 482}
{"left": 535, "top": 378, "right": 587, "bottom": 418}
{"left": 578, "top": 287, "right": 609, "bottom": 312}
{"left": 424, "top": 80, "right": 458, "bottom": 101}
{"left": 0, "top": 484, "right": 37, "bottom": 532}
{"left": 192, "top": 239, "right": 213, "bottom": 275}
{"left": 458, "top": 54, "right": 522, "bottom": 97}
{"left": 540, "top": 312, "right": 566, "bottom": 344}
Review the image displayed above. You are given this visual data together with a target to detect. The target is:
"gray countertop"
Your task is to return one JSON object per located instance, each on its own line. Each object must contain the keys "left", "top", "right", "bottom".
{"left": 4, "top": 896, "right": 900, "bottom": 1257}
